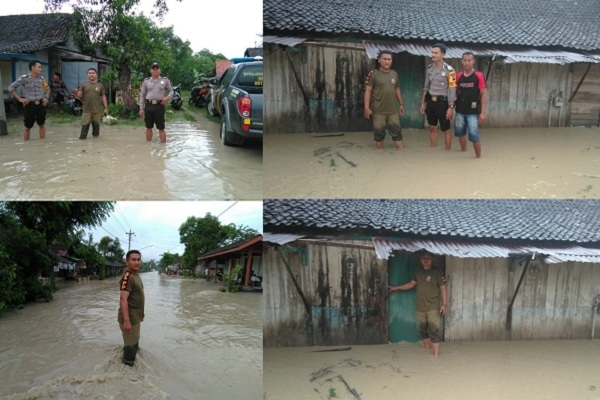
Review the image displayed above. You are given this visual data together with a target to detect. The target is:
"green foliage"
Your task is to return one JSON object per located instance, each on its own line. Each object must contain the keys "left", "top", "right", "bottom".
{"left": 179, "top": 214, "right": 260, "bottom": 268}
{"left": 5, "top": 202, "right": 115, "bottom": 244}
{"left": 108, "top": 102, "right": 124, "bottom": 118}
{"left": 0, "top": 248, "right": 26, "bottom": 316}
{"left": 97, "top": 236, "right": 125, "bottom": 263}
{"left": 328, "top": 387, "right": 337, "bottom": 399}
{"left": 221, "top": 265, "right": 242, "bottom": 293}
{"left": 158, "top": 252, "right": 180, "bottom": 270}
{"left": 99, "top": 268, "right": 106, "bottom": 280}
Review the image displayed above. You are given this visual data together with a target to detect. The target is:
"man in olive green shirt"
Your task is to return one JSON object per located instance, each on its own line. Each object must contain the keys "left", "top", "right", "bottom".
{"left": 389, "top": 250, "right": 447, "bottom": 357}
{"left": 364, "top": 50, "right": 405, "bottom": 150}
{"left": 118, "top": 250, "right": 145, "bottom": 366}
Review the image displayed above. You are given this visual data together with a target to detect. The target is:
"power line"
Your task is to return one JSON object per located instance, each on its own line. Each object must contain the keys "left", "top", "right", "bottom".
{"left": 115, "top": 203, "right": 133, "bottom": 232}
{"left": 217, "top": 201, "right": 238, "bottom": 218}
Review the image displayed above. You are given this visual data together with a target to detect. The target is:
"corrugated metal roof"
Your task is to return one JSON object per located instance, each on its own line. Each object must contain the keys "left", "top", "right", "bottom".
{"left": 372, "top": 237, "right": 600, "bottom": 264}
{"left": 263, "top": 35, "right": 308, "bottom": 47}
{"left": 363, "top": 40, "right": 600, "bottom": 64}
{"left": 263, "top": 233, "right": 306, "bottom": 245}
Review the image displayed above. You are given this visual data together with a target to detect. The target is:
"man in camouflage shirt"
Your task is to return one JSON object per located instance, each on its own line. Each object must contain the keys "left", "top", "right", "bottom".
{"left": 118, "top": 250, "right": 145, "bottom": 366}
{"left": 388, "top": 250, "right": 447, "bottom": 357}
{"left": 8, "top": 60, "right": 51, "bottom": 141}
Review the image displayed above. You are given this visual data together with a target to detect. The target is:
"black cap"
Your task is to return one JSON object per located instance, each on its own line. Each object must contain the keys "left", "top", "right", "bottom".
{"left": 151, "top": 62, "right": 160, "bottom": 69}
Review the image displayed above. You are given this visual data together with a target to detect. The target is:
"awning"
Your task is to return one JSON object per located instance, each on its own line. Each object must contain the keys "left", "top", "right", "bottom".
{"left": 372, "top": 237, "right": 600, "bottom": 264}
{"left": 263, "top": 232, "right": 305, "bottom": 245}
{"left": 263, "top": 35, "right": 600, "bottom": 64}
{"left": 364, "top": 40, "right": 600, "bottom": 64}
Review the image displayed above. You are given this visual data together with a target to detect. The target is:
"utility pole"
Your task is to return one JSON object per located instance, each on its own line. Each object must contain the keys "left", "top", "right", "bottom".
{"left": 125, "top": 230, "right": 135, "bottom": 251}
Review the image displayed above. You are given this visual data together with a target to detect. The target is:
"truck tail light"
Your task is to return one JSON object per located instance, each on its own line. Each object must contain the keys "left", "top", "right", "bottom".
{"left": 238, "top": 97, "right": 251, "bottom": 131}
{"left": 237, "top": 97, "right": 251, "bottom": 118}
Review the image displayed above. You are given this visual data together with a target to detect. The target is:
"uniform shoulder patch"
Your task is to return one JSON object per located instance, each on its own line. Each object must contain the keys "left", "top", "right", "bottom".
{"left": 427, "top": 63, "right": 434, "bottom": 69}
{"left": 364, "top": 69, "right": 378, "bottom": 86}
{"left": 444, "top": 63, "right": 455, "bottom": 71}
{"left": 120, "top": 271, "right": 131, "bottom": 290}
{"left": 21, "top": 74, "right": 28, "bottom": 78}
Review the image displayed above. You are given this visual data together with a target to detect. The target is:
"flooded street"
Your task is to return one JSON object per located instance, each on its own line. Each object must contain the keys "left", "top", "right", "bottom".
{"left": 264, "top": 341, "right": 600, "bottom": 400}
{"left": 0, "top": 115, "right": 262, "bottom": 200}
{"left": 264, "top": 127, "right": 600, "bottom": 199}
{"left": 0, "top": 272, "right": 262, "bottom": 400}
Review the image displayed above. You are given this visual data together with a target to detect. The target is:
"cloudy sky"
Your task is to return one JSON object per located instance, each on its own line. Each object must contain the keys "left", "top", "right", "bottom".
{"left": 85, "top": 201, "right": 263, "bottom": 261}
{"left": 1, "top": 0, "right": 263, "bottom": 58}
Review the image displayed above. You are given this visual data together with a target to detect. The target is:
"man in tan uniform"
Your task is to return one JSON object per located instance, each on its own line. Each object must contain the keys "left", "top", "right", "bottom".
{"left": 74, "top": 68, "right": 108, "bottom": 139}
{"left": 139, "top": 62, "right": 174, "bottom": 143}
{"left": 118, "top": 250, "right": 145, "bottom": 366}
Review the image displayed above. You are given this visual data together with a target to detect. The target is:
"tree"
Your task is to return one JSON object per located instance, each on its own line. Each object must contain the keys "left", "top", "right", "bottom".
{"left": 97, "top": 236, "right": 125, "bottom": 263}
{"left": 158, "top": 252, "right": 179, "bottom": 270}
{"left": 178, "top": 214, "right": 260, "bottom": 267}
{"left": 44, "top": 0, "right": 182, "bottom": 114}
{"left": 5, "top": 202, "right": 114, "bottom": 244}
{"left": 70, "top": 231, "right": 107, "bottom": 273}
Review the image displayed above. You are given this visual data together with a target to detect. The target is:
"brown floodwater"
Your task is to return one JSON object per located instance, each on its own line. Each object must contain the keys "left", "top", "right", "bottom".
{"left": 263, "top": 127, "right": 600, "bottom": 199}
{"left": 0, "top": 272, "right": 262, "bottom": 400}
{"left": 264, "top": 341, "right": 600, "bottom": 399}
{"left": 0, "top": 116, "right": 262, "bottom": 200}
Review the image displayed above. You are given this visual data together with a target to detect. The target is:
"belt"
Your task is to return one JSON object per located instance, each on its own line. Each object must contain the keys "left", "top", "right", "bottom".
{"left": 27, "top": 99, "right": 44, "bottom": 106}
{"left": 145, "top": 99, "right": 162, "bottom": 105}
{"left": 429, "top": 95, "right": 448, "bottom": 103}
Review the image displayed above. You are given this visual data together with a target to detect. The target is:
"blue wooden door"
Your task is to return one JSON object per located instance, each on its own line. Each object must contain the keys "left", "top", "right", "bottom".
{"left": 388, "top": 253, "right": 420, "bottom": 342}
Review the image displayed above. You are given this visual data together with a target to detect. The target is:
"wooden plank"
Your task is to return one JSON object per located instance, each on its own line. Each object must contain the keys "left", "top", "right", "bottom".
{"left": 532, "top": 261, "right": 549, "bottom": 339}
{"left": 461, "top": 258, "right": 476, "bottom": 341}
{"left": 472, "top": 259, "right": 485, "bottom": 341}
{"left": 481, "top": 258, "right": 496, "bottom": 340}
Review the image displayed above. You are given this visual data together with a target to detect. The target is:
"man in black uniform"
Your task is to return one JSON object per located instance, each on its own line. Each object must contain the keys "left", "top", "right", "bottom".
{"left": 419, "top": 43, "right": 457, "bottom": 149}
{"left": 8, "top": 60, "right": 51, "bottom": 141}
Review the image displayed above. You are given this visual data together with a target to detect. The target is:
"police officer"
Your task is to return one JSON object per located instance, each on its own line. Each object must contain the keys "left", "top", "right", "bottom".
{"left": 139, "top": 62, "right": 174, "bottom": 143}
{"left": 420, "top": 43, "right": 457, "bottom": 149}
{"left": 8, "top": 60, "right": 51, "bottom": 141}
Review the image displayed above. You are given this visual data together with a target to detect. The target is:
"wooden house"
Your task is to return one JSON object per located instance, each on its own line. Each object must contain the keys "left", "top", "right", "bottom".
{"left": 263, "top": 199, "right": 600, "bottom": 347}
{"left": 197, "top": 235, "right": 264, "bottom": 289}
{"left": 0, "top": 13, "right": 110, "bottom": 107}
{"left": 263, "top": 0, "right": 600, "bottom": 133}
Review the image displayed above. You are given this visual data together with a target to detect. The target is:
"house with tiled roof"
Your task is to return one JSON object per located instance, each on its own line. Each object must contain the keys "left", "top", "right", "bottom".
{"left": 262, "top": 199, "right": 600, "bottom": 347}
{"left": 263, "top": 0, "right": 600, "bottom": 133}
{"left": 0, "top": 13, "right": 110, "bottom": 108}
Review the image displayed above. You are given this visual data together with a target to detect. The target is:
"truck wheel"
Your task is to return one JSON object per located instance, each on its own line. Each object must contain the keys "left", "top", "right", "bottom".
{"left": 220, "top": 118, "right": 234, "bottom": 146}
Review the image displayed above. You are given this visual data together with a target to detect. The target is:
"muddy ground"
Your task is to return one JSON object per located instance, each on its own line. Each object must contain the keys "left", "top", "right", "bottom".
{"left": 0, "top": 109, "right": 262, "bottom": 200}
{"left": 264, "top": 340, "right": 600, "bottom": 400}
{"left": 263, "top": 127, "right": 600, "bottom": 199}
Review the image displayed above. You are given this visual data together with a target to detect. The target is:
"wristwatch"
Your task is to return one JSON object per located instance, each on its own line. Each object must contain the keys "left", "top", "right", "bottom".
{"left": 449, "top": 104, "right": 455, "bottom": 109}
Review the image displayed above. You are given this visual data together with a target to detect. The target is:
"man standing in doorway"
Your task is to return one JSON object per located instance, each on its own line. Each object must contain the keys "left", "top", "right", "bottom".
{"left": 420, "top": 43, "right": 457, "bottom": 149}
{"left": 8, "top": 60, "right": 51, "bottom": 141}
{"left": 139, "top": 62, "right": 174, "bottom": 143}
{"left": 74, "top": 68, "right": 108, "bottom": 139}
{"left": 118, "top": 250, "right": 145, "bottom": 366}
{"left": 388, "top": 250, "right": 447, "bottom": 357}
{"left": 455, "top": 52, "right": 487, "bottom": 158}
{"left": 364, "top": 50, "right": 405, "bottom": 150}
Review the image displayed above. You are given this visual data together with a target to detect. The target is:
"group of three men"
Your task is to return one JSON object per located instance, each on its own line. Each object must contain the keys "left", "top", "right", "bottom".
{"left": 365, "top": 43, "right": 487, "bottom": 158}
{"left": 7, "top": 60, "right": 173, "bottom": 143}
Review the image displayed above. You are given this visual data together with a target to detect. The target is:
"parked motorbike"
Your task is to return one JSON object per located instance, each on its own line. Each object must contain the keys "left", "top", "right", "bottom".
{"left": 171, "top": 85, "right": 183, "bottom": 110}
{"left": 189, "top": 80, "right": 212, "bottom": 108}
{"left": 66, "top": 91, "right": 83, "bottom": 116}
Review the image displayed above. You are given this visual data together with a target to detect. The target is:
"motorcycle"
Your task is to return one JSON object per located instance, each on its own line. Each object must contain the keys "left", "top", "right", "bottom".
{"left": 188, "top": 83, "right": 211, "bottom": 108}
{"left": 66, "top": 91, "right": 83, "bottom": 116}
{"left": 171, "top": 85, "right": 183, "bottom": 110}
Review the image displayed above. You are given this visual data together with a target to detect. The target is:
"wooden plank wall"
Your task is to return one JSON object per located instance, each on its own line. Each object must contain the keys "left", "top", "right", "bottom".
{"left": 446, "top": 256, "right": 600, "bottom": 341}
{"left": 264, "top": 42, "right": 376, "bottom": 134}
{"left": 569, "top": 63, "right": 600, "bottom": 127}
{"left": 263, "top": 241, "right": 388, "bottom": 347}
{"left": 263, "top": 246, "right": 313, "bottom": 347}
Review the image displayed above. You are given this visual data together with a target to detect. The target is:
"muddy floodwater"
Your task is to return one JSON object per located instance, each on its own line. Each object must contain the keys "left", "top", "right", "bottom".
{"left": 0, "top": 115, "right": 262, "bottom": 200}
{"left": 264, "top": 341, "right": 600, "bottom": 400}
{"left": 0, "top": 272, "right": 262, "bottom": 400}
{"left": 264, "top": 127, "right": 600, "bottom": 199}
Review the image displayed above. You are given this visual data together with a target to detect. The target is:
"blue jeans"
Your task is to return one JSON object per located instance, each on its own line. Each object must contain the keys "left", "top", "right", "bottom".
{"left": 454, "top": 112, "right": 480, "bottom": 142}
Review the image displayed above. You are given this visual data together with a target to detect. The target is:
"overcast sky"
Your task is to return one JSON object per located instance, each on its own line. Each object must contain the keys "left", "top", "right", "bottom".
{"left": 84, "top": 201, "right": 263, "bottom": 261}
{"left": 0, "top": 0, "right": 263, "bottom": 59}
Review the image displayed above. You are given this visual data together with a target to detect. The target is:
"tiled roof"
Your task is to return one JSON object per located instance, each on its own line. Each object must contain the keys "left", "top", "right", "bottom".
{"left": 263, "top": 0, "right": 600, "bottom": 51}
{"left": 0, "top": 13, "right": 72, "bottom": 53}
{"left": 263, "top": 199, "right": 600, "bottom": 244}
